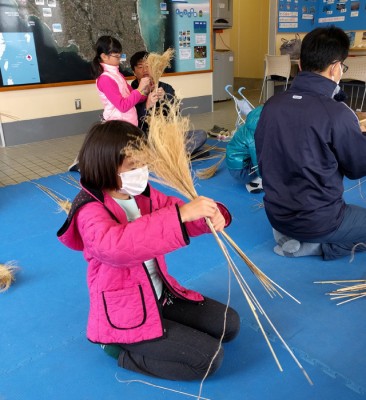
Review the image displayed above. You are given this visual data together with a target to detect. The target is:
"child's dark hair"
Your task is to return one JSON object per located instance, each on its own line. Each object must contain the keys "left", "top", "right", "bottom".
{"left": 78, "top": 120, "right": 145, "bottom": 191}
{"left": 91, "top": 36, "right": 123, "bottom": 78}
{"left": 300, "top": 26, "right": 349, "bottom": 73}
{"left": 130, "top": 51, "right": 149, "bottom": 71}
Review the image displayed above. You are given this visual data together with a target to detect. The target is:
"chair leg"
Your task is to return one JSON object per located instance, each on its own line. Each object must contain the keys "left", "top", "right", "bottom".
{"left": 350, "top": 86, "right": 354, "bottom": 109}
{"left": 355, "top": 86, "right": 360, "bottom": 111}
{"left": 259, "top": 78, "right": 266, "bottom": 104}
{"left": 361, "top": 86, "right": 366, "bottom": 112}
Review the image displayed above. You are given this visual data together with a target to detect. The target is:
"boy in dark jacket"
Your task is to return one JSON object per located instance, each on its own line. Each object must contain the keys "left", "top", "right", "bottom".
{"left": 255, "top": 26, "right": 366, "bottom": 260}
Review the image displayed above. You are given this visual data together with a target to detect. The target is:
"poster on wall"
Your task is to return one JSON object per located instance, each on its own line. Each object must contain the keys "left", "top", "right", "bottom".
{"left": 0, "top": 0, "right": 211, "bottom": 89}
{"left": 166, "top": 1, "right": 211, "bottom": 72}
{"left": 277, "top": 0, "right": 366, "bottom": 33}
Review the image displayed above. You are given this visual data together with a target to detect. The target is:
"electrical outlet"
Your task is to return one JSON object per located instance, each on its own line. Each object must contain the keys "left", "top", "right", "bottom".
{"left": 75, "top": 99, "right": 81, "bottom": 110}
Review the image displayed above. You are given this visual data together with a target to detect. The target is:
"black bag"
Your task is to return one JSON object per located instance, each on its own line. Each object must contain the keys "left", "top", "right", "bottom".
{"left": 280, "top": 34, "right": 302, "bottom": 60}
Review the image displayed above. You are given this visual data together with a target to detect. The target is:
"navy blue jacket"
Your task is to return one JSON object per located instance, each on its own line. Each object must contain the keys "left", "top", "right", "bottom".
{"left": 255, "top": 71, "right": 366, "bottom": 239}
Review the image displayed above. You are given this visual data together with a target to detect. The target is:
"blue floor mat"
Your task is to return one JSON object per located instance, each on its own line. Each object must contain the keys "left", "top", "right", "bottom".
{"left": 1, "top": 162, "right": 366, "bottom": 399}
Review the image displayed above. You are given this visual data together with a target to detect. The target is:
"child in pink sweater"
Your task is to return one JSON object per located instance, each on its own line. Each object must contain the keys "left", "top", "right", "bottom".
{"left": 92, "top": 36, "right": 158, "bottom": 124}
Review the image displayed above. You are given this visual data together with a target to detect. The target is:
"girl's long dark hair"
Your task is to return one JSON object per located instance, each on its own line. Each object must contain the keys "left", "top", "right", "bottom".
{"left": 78, "top": 120, "right": 145, "bottom": 191}
{"left": 91, "top": 36, "right": 123, "bottom": 78}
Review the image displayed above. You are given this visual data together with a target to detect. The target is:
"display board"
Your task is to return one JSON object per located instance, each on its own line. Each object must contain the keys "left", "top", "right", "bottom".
{"left": 278, "top": 0, "right": 366, "bottom": 33}
{"left": 0, "top": 0, "right": 211, "bottom": 89}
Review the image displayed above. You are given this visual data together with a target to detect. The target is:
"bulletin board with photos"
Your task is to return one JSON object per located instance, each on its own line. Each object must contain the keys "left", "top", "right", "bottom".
{"left": 277, "top": 0, "right": 366, "bottom": 37}
{"left": 0, "top": 0, "right": 211, "bottom": 90}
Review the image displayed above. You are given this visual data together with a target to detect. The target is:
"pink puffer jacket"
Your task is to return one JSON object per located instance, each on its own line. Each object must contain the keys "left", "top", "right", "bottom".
{"left": 57, "top": 183, "right": 231, "bottom": 345}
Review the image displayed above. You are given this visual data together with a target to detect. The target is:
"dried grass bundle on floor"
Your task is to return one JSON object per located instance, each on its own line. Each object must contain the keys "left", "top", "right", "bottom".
{"left": 126, "top": 96, "right": 312, "bottom": 385}
{"left": 0, "top": 262, "right": 18, "bottom": 292}
{"left": 190, "top": 144, "right": 227, "bottom": 164}
{"left": 315, "top": 279, "right": 366, "bottom": 305}
{"left": 196, "top": 154, "right": 226, "bottom": 179}
{"left": 191, "top": 143, "right": 227, "bottom": 158}
{"left": 60, "top": 174, "right": 81, "bottom": 189}
{"left": 32, "top": 182, "right": 72, "bottom": 214}
{"left": 147, "top": 48, "right": 175, "bottom": 88}
{"left": 191, "top": 144, "right": 227, "bottom": 179}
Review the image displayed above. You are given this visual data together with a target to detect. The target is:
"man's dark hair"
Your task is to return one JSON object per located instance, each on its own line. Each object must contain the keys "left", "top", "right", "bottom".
{"left": 300, "top": 26, "right": 349, "bottom": 72}
{"left": 130, "top": 51, "right": 149, "bottom": 71}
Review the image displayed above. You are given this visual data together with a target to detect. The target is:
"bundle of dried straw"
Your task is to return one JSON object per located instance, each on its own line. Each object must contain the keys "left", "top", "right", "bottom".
{"left": 315, "top": 279, "right": 366, "bottom": 305}
{"left": 0, "top": 262, "right": 18, "bottom": 292}
{"left": 147, "top": 48, "right": 175, "bottom": 89}
{"left": 32, "top": 175, "right": 80, "bottom": 215}
{"left": 191, "top": 144, "right": 228, "bottom": 179}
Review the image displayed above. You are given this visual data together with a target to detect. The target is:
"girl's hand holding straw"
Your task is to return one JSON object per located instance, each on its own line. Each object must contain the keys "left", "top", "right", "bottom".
{"left": 179, "top": 197, "right": 225, "bottom": 232}
{"left": 137, "top": 77, "right": 151, "bottom": 94}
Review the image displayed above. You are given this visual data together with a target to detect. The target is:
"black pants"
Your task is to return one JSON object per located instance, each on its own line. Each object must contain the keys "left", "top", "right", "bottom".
{"left": 117, "top": 293, "right": 240, "bottom": 381}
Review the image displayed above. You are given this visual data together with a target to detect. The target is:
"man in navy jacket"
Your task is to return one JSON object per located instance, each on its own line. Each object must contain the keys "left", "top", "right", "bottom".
{"left": 130, "top": 51, "right": 207, "bottom": 156}
{"left": 255, "top": 26, "right": 366, "bottom": 260}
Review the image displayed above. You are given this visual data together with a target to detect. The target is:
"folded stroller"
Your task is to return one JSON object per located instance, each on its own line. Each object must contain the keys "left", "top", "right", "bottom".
{"left": 224, "top": 85, "right": 255, "bottom": 129}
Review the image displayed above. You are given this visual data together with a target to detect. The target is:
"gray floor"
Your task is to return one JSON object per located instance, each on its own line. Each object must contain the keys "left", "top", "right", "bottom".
{"left": 0, "top": 87, "right": 261, "bottom": 187}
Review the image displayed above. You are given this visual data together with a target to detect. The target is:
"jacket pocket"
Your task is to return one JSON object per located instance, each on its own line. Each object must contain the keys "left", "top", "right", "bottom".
{"left": 102, "top": 285, "right": 146, "bottom": 330}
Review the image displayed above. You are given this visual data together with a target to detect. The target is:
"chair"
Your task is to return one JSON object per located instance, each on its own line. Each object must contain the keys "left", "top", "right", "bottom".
{"left": 259, "top": 54, "right": 292, "bottom": 104}
{"left": 340, "top": 56, "right": 366, "bottom": 112}
{"left": 224, "top": 85, "right": 255, "bottom": 128}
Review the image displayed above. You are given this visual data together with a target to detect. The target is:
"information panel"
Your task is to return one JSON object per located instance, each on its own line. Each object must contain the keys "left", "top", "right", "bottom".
{"left": 278, "top": 0, "right": 366, "bottom": 33}
{"left": 0, "top": 32, "right": 40, "bottom": 85}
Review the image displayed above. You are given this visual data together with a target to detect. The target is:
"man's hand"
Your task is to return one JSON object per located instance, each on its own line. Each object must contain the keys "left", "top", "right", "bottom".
{"left": 146, "top": 92, "right": 159, "bottom": 109}
{"left": 157, "top": 87, "right": 165, "bottom": 100}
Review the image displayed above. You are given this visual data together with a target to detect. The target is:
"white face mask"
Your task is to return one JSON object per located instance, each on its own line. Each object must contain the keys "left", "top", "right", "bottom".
{"left": 118, "top": 166, "right": 149, "bottom": 196}
{"left": 332, "top": 63, "right": 343, "bottom": 85}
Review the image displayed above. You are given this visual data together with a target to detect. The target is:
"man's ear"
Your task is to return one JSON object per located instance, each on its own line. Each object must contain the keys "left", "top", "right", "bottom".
{"left": 328, "top": 63, "right": 336, "bottom": 81}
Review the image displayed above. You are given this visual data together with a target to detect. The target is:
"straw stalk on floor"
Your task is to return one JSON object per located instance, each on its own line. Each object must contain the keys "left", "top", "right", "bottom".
{"left": 315, "top": 279, "right": 366, "bottom": 305}
{"left": 31, "top": 174, "right": 83, "bottom": 215}
{"left": 196, "top": 154, "right": 226, "bottom": 179}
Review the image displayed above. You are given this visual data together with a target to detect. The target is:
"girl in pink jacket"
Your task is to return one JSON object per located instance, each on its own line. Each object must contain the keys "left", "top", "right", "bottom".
{"left": 57, "top": 120, "right": 240, "bottom": 381}
{"left": 92, "top": 36, "right": 158, "bottom": 124}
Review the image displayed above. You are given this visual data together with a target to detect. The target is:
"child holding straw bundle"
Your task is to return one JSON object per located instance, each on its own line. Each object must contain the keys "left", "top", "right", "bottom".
{"left": 57, "top": 120, "right": 240, "bottom": 381}
{"left": 68, "top": 37, "right": 159, "bottom": 172}
{"left": 92, "top": 36, "right": 159, "bottom": 124}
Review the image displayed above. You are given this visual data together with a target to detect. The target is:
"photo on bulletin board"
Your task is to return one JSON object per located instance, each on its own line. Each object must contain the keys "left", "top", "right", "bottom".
{"left": 0, "top": 0, "right": 211, "bottom": 89}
